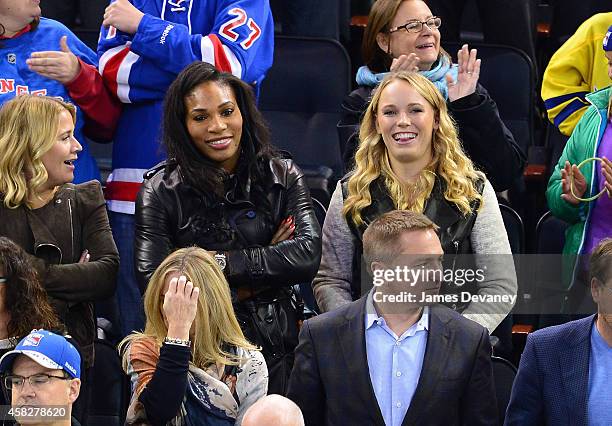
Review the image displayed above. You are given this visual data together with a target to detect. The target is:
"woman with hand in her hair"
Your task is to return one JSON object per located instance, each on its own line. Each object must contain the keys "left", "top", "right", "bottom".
{"left": 135, "top": 61, "right": 321, "bottom": 394}
{"left": 315, "top": 71, "right": 517, "bottom": 335}
{"left": 121, "top": 247, "right": 267, "bottom": 426}
{"left": 0, "top": 95, "right": 119, "bottom": 416}
{"left": 0, "top": 236, "right": 63, "bottom": 404}
{"left": 339, "top": 0, "right": 524, "bottom": 191}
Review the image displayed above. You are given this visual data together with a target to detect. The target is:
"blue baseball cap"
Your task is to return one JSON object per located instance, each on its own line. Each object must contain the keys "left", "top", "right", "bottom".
{"left": 603, "top": 25, "right": 612, "bottom": 51}
{"left": 0, "top": 330, "right": 80, "bottom": 379}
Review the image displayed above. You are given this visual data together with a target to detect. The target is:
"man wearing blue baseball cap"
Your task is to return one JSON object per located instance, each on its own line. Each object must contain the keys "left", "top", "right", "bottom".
{"left": 0, "top": 330, "right": 81, "bottom": 426}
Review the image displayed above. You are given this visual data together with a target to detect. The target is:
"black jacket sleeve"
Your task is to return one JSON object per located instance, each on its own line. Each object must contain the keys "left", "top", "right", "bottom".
{"left": 287, "top": 320, "right": 325, "bottom": 426}
{"left": 449, "top": 83, "right": 526, "bottom": 192}
{"left": 138, "top": 343, "right": 191, "bottom": 426}
{"left": 225, "top": 161, "right": 322, "bottom": 289}
{"left": 134, "top": 178, "right": 174, "bottom": 293}
{"left": 460, "top": 327, "right": 499, "bottom": 426}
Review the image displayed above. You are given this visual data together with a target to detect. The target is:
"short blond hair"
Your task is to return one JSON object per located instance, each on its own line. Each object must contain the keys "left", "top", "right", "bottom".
{"left": 0, "top": 95, "right": 76, "bottom": 209}
{"left": 590, "top": 238, "right": 612, "bottom": 285}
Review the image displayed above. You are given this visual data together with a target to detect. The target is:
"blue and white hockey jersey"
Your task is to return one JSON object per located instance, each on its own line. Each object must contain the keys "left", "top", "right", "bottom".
{"left": 0, "top": 18, "right": 101, "bottom": 183}
{"left": 98, "top": 0, "right": 274, "bottom": 214}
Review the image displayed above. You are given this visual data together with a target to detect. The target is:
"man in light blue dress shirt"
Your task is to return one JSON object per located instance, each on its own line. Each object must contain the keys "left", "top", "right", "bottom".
{"left": 288, "top": 210, "right": 497, "bottom": 426}
{"left": 506, "top": 238, "right": 612, "bottom": 426}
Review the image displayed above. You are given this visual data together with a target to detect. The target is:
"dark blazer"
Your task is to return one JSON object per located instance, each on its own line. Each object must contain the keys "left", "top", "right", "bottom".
{"left": 287, "top": 297, "right": 497, "bottom": 426}
{"left": 504, "top": 315, "right": 596, "bottom": 426}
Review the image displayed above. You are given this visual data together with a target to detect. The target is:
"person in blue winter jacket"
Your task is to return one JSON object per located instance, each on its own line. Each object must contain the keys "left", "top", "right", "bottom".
{"left": 0, "top": 0, "right": 114, "bottom": 184}
{"left": 99, "top": 0, "right": 274, "bottom": 337}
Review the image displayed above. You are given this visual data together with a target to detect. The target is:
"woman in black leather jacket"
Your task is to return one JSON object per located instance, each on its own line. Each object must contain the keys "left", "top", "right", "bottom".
{"left": 134, "top": 61, "right": 321, "bottom": 395}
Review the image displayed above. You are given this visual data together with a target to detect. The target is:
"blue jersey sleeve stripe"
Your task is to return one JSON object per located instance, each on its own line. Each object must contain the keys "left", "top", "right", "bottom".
{"left": 544, "top": 91, "right": 589, "bottom": 110}
{"left": 553, "top": 99, "right": 589, "bottom": 128}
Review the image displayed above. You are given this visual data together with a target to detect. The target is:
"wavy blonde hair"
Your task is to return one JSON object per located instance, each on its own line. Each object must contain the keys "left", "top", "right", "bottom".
{"left": 0, "top": 95, "right": 76, "bottom": 209}
{"left": 343, "top": 71, "right": 484, "bottom": 228}
{"left": 120, "top": 247, "right": 257, "bottom": 370}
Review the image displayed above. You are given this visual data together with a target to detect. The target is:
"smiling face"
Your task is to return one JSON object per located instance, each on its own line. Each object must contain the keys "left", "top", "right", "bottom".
{"left": 40, "top": 110, "right": 81, "bottom": 191}
{"left": 184, "top": 81, "right": 243, "bottom": 173}
{"left": 377, "top": 0, "right": 441, "bottom": 71}
{"left": 0, "top": 0, "right": 41, "bottom": 34}
{"left": 376, "top": 78, "right": 438, "bottom": 173}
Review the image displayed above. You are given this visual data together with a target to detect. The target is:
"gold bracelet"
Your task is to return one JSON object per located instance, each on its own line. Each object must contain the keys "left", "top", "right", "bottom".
{"left": 163, "top": 337, "right": 191, "bottom": 347}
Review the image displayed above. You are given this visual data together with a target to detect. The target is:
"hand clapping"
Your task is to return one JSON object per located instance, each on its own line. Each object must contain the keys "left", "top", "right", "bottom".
{"left": 446, "top": 44, "right": 481, "bottom": 102}
{"left": 560, "top": 161, "right": 587, "bottom": 205}
{"left": 26, "top": 36, "right": 81, "bottom": 84}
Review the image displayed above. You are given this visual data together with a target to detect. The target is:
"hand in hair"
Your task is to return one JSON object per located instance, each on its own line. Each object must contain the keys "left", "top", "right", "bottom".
{"left": 270, "top": 216, "right": 295, "bottom": 244}
{"left": 390, "top": 53, "right": 420, "bottom": 73}
{"left": 446, "top": 44, "right": 481, "bottom": 102}
{"left": 560, "top": 160, "right": 587, "bottom": 205}
{"left": 103, "top": 0, "right": 145, "bottom": 35}
{"left": 26, "top": 36, "right": 81, "bottom": 84}
{"left": 163, "top": 275, "right": 199, "bottom": 341}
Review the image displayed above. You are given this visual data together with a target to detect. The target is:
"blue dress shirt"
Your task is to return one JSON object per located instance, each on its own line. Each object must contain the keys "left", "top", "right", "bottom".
{"left": 587, "top": 321, "right": 612, "bottom": 426}
{"left": 365, "top": 292, "right": 429, "bottom": 426}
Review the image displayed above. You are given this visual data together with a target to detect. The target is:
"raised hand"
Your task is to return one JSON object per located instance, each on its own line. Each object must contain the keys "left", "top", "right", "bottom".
{"left": 26, "top": 36, "right": 81, "bottom": 84}
{"left": 446, "top": 44, "right": 481, "bottom": 102}
{"left": 390, "top": 53, "right": 420, "bottom": 73}
{"left": 163, "top": 275, "right": 199, "bottom": 340}
{"left": 103, "top": 0, "right": 144, "bottom": 35}
{"left": 270, "top": 215, "right": 295, "bottom": 244}
{"left": 560, "top": 161, "right": 587, "bottom": 205}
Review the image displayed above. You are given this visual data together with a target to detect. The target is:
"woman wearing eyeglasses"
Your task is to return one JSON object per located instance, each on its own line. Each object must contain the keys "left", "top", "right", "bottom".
{"left": 339, "top": 0, "right": 525, "bottom": 192}
{"left": 545, "top": 29, "right": 612, "bottom": 314}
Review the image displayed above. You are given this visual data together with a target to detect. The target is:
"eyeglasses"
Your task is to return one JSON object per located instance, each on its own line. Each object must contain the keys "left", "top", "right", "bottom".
{"left": 4, "top": 373, "right": 70, "bottom": 390}
{"left": 389, "top": 16, "right": 442, "bottom": 34}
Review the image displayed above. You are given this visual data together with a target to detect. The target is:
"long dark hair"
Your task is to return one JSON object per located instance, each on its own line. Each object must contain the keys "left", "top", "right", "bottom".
{"left": 162, "top": 61, "right": 275, "bottom": 197}
{"left": 0, "top": 237, "right": 62, "bottom": 340}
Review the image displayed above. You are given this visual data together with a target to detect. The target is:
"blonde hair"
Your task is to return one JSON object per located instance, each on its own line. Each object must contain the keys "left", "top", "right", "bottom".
{"left": 120, "top": 247, "right": 257, "bottom": 370}
{"left": 343, "top": 71, "right": 484, "bottom": 227}
{"left": 0, "top": 95, "right": 76, "bottom": 209}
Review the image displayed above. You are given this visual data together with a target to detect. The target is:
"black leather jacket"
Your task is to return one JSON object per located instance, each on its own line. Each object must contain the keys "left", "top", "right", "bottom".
{"left": 134, "top": 158, "right": 322, "bottom": 293}
{"left": 341, "top": 176, "right": 484, "bottom": 311}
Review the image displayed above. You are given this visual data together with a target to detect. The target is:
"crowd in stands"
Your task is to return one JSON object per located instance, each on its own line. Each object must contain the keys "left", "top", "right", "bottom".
{"left": 0, "top": 0, "right": 610, "bottom": 425}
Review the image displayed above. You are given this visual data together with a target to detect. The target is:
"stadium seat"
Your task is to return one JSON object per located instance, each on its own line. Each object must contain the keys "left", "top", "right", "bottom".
{"left": 442, "top": 42, "right": 537, "bottom": 156}
{"left": 492, "top": 356, "right": 517, "bottom": 425}
{"left": 88, "top": 338, "right": 130, "bottom": 426}
{"left": 499, "top": 203, "right": 525, "bottom": 255}
{"left": 259, "top": 36, "right": 352, "bottom": 183}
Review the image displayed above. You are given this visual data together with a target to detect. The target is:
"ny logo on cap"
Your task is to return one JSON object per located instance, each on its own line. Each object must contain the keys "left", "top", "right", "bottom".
{"left": 23, "top": 333, "right": 44, "bottom": 347}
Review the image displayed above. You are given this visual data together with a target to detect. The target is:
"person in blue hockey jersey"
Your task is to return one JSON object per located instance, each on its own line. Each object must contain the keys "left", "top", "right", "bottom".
{"left": 99, "top": 0, "right": 274, "bottom": 338}
{"left": 0, "top": 0, "right": 115, "bottom": 184}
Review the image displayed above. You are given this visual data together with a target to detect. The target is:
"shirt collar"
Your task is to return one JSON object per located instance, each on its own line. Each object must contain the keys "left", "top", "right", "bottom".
{"left": 0, "top": 24, "right": 32, "bottom": 39}
{"left": 365, "top": 289, "right": 429, "bottom": 332}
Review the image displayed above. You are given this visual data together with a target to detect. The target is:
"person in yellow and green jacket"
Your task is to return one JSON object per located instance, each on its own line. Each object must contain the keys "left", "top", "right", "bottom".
{"left": 542, "top": 13, "right": 612, "bottom": 136}
{"left": 546, "top": 27, "right": 612, "bottom": 312}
